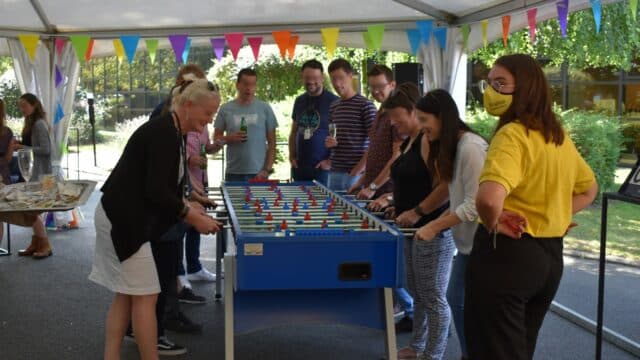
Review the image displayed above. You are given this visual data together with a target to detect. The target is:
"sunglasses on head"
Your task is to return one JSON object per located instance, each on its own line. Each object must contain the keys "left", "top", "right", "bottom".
{"left": 172, "top": 80, "right": 219, "bottom": 94}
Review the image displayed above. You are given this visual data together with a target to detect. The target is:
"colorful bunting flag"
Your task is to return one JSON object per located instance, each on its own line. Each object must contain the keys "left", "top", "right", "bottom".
{"left": 631, "top": 0, "right": 638, "bottom": 21}
{"left": 182, "top": 38, "right": 191, "bottom": 64}
{"left": 18, "top": 34, "right": 39, "bottom": 62}
{"left": 210, "top": 38, "right": 226, "bottom": 60}
{"left": 54, "top": 102, "right": 64, "bottom": 125}
{"left": 168, "top": 34, "right": 188, "bottom": 64}
{"left": 288, "top": 35, "right": 299, "bottom": 60}
{"left": 527, "top": 8, "right": 538, "bottom": 43}
{"left": 416, "top": 20, "right": 433, "bottom": 45}
{"left": 69, "top": 35, "right": 91, "bottom": 64}
{"left": 247, "top": 37, "right": 262, "bottom": 62}
{"left": 406, "top": 29, "right": 421, "bottom": 56}
{"left": 433, "top": 27, "right": 447, "bottom": 50}
{"left": 55, "top": 38, "right": 66, "bottom": 55}
{"left": 120, "top": 35, "right": 140, "bottom": 64}
{"left": 362, "top": 31, "right": 374, "bottom": 51}
{"left": 481, "top": 20, "right": 488, "bottom": 47}
{"left": 590, "top": 0, "right": 601, "bottom": 33}
{"left": 272, "top": 30, "right": 291, "bottom": 59}
{"left": 502, "top": 16, "right": 511, "bottom": 47}
{"left": 320, "top": 27, "right": 339, "bottom": 58}
{"left": 113, "top": 39, "right": 125, "bottom": 63}
{"left": 557, "top": 0, "right": 569, "bottom": 38}
{"left": 55, "top": 65, "right": 63, "bottom": 88}
{"left": 225, "top": 33, "right": 244, "bottom": 61}
{"left": 145, "top": 39, "right": 158, "bottom": 64}
{"left": 367, "top": 24, "right": 385, "bottom": 50}
{"left": 461, "top": 24, "right": 470, "bottom": 51}
{"left": 85, "top": 39, "right": 95, "bottom": 62}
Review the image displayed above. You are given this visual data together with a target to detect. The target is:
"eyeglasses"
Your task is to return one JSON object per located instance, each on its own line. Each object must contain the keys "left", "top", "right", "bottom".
{"left": 478, "top": 79, "right": 511, "bottom": 94}
{"left": 368, "top": 82, "right": 390, "bottom": 92}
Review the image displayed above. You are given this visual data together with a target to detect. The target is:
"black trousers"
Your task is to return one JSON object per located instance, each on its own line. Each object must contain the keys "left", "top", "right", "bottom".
{"left": 150, "top": 239, "right": 180, "bottom": 338}
{"left": 464, "top": 226, "right": 563, "bottom": 360}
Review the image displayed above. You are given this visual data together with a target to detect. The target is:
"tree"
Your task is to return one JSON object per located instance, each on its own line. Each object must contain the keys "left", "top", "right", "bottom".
{"left": 471, "top": 2, "right": 640, "bottom": 71}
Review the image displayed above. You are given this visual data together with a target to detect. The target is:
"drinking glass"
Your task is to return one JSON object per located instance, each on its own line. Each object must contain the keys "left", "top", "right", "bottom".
{"left": 328, "top": 123, "right": 337, "bottom": 139}
{"left": 17, "top": 148, "right": 33, "bottom": 189}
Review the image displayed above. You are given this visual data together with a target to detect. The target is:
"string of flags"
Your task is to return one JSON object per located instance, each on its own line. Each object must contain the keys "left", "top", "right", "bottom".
{"left": 15, "top": 0, "right": 636, "bottom": 66}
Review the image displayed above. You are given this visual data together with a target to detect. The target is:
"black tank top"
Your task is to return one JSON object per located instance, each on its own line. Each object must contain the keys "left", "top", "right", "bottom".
{"left": 390, "top": 131, "right": 447, "bottom": 227}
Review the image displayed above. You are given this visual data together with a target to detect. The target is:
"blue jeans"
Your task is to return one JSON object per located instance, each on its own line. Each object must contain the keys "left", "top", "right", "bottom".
{"left": 291, "top": 166, "right": 329, "bottom": 185}
{"left": 327, "top": 171, "right": 359, "bottom": 191}
{"left": 447, "top": 252, "right": 469, "bottom": 357}
{"left": 225, "top": 173, "right": 258, "bottom": 182}
{"left": 177, "top": 227, "right": 203, "bottom": 275}
{"left": 394, "top": 287, "right": 414, "bottom": 319}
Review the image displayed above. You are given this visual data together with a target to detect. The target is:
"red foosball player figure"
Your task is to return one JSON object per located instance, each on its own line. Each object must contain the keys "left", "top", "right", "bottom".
{"left": 361, "top": 219, "right": 369, "bottom": 229}
{"left": 321, "top": 219, "right": 328, "bottom": 228}
{"left": 304, "top": 212, "right": 311, "bottom": 221}
{"left": 265, "top": 212, "right": 273, "bottom": 221}
{"left": 280, "top": 219, "right": 288, "bottom": 230}
{"left": 341, "top": 211, "right": 349, "bottom": 221}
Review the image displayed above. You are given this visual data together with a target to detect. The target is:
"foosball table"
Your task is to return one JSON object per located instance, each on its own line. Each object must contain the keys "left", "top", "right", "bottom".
{"left": 219, "top": 181, "right": 403, "bottom": 360}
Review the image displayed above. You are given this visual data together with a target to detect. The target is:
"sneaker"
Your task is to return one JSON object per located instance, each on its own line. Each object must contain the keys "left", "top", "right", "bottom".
{"left": 186, "top": 268, "right": 216, "bottom": 282}
{"left": 178, "top": 287, "right": 206, "bottom": 304}
{"left": 395, "top": 316, "right": 413, "bottom": 333}
{"left": 393, "top": 304, "right": 405, "bottom": 318}
{"left": 157, "top": 336, "right": 187, "bottom": 356}
{"left": 178, "top": 275, "right": 192, "bottom": 289}
{"left": 163, "top": 311, "right": 202, "bottom": 334}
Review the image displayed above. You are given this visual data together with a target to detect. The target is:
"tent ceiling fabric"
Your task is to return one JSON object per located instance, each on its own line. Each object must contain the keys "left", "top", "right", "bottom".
{"left": 0, "top": 0, "right": 608, "bottom": 55}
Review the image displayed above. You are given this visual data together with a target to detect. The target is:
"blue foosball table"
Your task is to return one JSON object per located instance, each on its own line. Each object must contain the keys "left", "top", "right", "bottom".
{"left": 220, "top": 181, "right": 403, "bottom": 360}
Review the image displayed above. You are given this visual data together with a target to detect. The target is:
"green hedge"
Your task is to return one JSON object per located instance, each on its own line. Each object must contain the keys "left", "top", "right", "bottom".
{"left": 622, "top": 122, "right": 640, "bottom": 153}
{"left": 466, "top": 107, "right": 624, "bottom": 195}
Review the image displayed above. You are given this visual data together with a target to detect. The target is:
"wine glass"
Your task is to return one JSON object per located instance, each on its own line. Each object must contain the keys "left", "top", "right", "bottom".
{"left": 328, "top": 123, "right": 337, "bottom": 139}
{"left": 17, "top": 148, "right": 33, "bottom": 189}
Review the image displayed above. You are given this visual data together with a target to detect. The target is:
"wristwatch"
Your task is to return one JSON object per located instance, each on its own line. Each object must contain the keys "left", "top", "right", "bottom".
{"left": 369, "top": 182, "right": 379, "bottom": 191}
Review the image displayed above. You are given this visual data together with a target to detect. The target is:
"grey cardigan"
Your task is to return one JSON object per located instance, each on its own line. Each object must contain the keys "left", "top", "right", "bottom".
{"left": 30, "top": 118, "right": 52, "bottom": 181}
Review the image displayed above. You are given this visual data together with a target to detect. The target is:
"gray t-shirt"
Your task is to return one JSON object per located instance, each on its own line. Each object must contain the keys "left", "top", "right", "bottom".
{"left": 214, "top": 99, "right": 278, "bottom": 174}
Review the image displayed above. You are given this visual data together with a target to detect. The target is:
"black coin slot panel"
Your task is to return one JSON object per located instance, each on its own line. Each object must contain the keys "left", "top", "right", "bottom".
{"left": 338, "top": 262, "right": 372, "bottom": 281}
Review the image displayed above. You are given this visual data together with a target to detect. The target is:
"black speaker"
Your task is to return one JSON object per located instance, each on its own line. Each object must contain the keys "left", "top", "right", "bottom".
{"left": 393, "top": 62, "right": 424, "bottom": 94}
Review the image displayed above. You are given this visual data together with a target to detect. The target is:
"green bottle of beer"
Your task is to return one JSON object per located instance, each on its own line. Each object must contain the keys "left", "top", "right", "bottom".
{"left": 240, "top": 116, "right": 248, "bottom": 141}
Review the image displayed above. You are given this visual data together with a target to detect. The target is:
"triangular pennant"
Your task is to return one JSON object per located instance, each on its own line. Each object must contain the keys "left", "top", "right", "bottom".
{"left": 69, "top": 35, "right": 91, "bottom": 64}
{"left": 225, "top": 32, "right": 244, "bottom": 61}
{"left": 481, "top": 20, "right": 488, "bottom": 47}
{"left": 120, "top": 35, "right": 140, "bottom": 64}
{"left": 362, "top": 31, "right": 374, "bottom": 51}
{"left": 182, "top": 38, "right": 192, "bottom": 64}
{"left": 406, "top": 29, "right": 421, "bottom": 56}
{"left": 557, "top": 0, "right": 569, "bottom": 38}
{"left": 433, "top": 27, "right": 447, "bottom": 50}
{"left": 527, "top": 8, "right": 538, "bottom": 43}
{"left": 287, "top": 35, "right": 299, "bottom": 61}
{"left": 113, "top": 39, "right": 125, "bottom": 63}
{"left": 416, "top": 20, "right": 433, "bottom": 45}
{"left": 18, "top": 34, "right": 39, "bottom": 62}
{"left": 461, "top": 24, "right": 471, "bottom": 50}
{"left": 168, "top": 34, "right": 188, "bottom": 64}
{"left": 320, "top": 27, "right": 340, "bottom": 58}
{"left": 590, "top": 0, "right": 602, "bottom": 33}
{"left": 272, "top": 31, "right": 291, "bottom": 60}
{"left": 247, "top": 36, "right": 263, "bottom": 62}
{"left": 502, "top": 16, "right": 511, "bottom": 47}
{"left": 367, "top": 24, "right": 385, "bottom": 50}
{"left": 211, "top": 38, "right": 226, "bottom": 60}
{"left": 54, "top": 102, "right": 64, "bottom": 125}
{"left": 55, "top": 38, "right": 66, "bottom": 55}
{"left": 632, "top": 0, "right": 638, "bottom": 21}
{"left": 55, "top": 65, "right": 63, "bottom": 88}
{"left": 85, "top": 39, "right": 95, "bottom": 62}
{"left": 145, "top": 39, "right": 158, "bottom": 64}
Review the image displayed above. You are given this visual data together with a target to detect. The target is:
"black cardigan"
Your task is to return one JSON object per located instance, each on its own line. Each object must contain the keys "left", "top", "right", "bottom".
{"left": 101, "top": 112, "right": 185, "bottom": 262}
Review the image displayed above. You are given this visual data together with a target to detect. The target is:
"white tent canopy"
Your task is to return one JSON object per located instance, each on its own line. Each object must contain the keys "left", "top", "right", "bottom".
{"left": 0, "top": 0, "right": 606, "bottom": 179}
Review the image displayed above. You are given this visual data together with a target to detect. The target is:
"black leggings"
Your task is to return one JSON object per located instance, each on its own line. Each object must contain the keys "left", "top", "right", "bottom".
{"left": 150, "top": 239, "right": 180, "bottom": 337}
{"left": 464, "top": 226, "right": 563, "bottom": 360}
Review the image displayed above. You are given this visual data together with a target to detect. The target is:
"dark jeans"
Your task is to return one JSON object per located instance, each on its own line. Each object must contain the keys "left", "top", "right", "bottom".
{"left": 291, "top": 166, "right": 329, "bottom": 185}
{"left": 178, "top": 227, "right": 203, "bottom": 275}
{"left": 465, "top": 226, "right": 563, "bottom": 360}
{"left": 150, "top": 238, "right": 181, "bottom": 338}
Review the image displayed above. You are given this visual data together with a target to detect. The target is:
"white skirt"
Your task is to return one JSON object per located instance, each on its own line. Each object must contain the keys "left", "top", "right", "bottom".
{"left": 88, "top": 201, "right": 160, "bottom": 295}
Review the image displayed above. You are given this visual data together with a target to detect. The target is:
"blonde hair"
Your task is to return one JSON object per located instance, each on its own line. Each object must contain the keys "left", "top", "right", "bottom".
{"left": 171, "top": 78, "right": 220, "bottom": 111}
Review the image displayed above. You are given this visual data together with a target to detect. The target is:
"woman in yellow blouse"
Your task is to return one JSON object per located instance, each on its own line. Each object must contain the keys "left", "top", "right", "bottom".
{"left": 465, "top": 54, "right": 598, "bottom": 360}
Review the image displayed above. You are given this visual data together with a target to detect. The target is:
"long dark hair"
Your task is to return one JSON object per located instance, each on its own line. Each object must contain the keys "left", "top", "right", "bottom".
{"left": 494, "top": 54, "right": 564, "bottom": 145}
{"left": 416, "top": 89, "right": 473, "bottom": 183}
{"left": 381, "top": 82, "right": 421, "bottom": 113}
{"left": 20, "top": 93, "right": 46, "bottom": 141}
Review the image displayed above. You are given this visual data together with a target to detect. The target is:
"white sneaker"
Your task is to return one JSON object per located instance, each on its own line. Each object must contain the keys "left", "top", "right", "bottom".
{"left": 186, "top": 268, "right": 217, "bottom": 282}
{"left": 178, "top": 275, "right": 192, "bottom": 289}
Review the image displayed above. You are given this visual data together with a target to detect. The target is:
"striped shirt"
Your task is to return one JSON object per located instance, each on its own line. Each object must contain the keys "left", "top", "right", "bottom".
{"left": 328, "top": 94, "right": 377, "bottom": 171}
